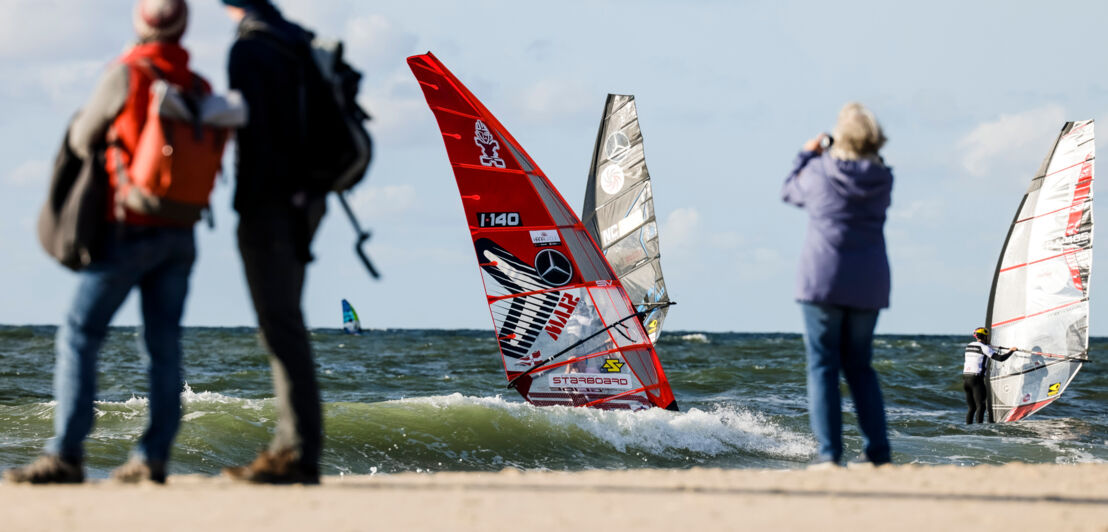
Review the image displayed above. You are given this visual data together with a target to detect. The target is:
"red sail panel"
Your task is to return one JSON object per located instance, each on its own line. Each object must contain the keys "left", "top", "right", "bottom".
{"left": 408, "top": 52, "right": 677, "bottom": 411}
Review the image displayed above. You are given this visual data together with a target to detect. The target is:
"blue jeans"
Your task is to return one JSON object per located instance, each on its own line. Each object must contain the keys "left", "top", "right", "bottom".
{"left": 47, "top": 225, "right": 195, "bottom": 464}
{"left": 800, "top": 302, "right": 890, "bottom": 464}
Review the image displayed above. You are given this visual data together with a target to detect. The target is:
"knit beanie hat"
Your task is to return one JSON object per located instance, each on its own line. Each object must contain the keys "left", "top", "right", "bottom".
{"left": 133, "top": 0, "right": 188, "bottom": 43}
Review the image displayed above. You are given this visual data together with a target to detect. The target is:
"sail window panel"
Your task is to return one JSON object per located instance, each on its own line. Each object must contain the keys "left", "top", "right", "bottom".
{"left": 588, "top": 285, "right": 648, "bottom": 348}
{"left": 604, "top": 223, "right": 660, "bottom": 275}
{"left": 621, "top": 348, "right": 661, "bottom": 397}
{"left": 563, "top": 229, "right": 614, "bottom": 283}
{"left": 525, "top": 174, "right": 577, "bottom": 227}
{"left": 618, "top": 262, "right": 666, "bottom": 310}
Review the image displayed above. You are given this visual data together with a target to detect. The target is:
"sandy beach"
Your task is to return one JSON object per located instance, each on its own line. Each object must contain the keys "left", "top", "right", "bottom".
{"left": 1, "top": 463, "right": 1105, "bottom": 531}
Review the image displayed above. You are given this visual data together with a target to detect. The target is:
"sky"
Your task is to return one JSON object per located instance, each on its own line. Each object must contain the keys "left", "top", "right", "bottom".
{"left": 1, "top": 0, "right": 1107, "bottom": 336}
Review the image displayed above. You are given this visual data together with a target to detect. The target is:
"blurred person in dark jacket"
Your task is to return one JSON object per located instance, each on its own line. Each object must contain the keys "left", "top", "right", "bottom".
{"left": 220, "top": 0, "right": 324, "bottom": 484}
{"left": 781, "top": 102, "right": 893, "bottom": 468}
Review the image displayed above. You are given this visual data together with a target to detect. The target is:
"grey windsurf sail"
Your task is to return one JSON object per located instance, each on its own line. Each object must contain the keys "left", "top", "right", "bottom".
{"left": 985, "top": 120, "right": 1094, "bottom": 422}
{"left": 582, "top": 94, "right": 671, "bottom": 343}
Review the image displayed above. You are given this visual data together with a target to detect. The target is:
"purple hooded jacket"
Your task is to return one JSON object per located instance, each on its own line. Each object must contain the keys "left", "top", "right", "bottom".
{"left": 782, "top": 150, "right": 892, "bottom": 310}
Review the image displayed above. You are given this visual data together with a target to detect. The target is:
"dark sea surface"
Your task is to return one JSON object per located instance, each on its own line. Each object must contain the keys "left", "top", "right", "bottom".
{"left": 0, "top": 325, "right": 1105, "bottom": 479}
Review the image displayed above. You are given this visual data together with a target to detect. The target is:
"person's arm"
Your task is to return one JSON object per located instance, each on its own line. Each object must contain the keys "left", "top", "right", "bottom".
{"left": 781, "top": 135, "right": 827, "bottom": 207}
{"left": 68, "top": 63, "right": 129, "bottom": 159}
{"left": 991, "top": 347, "right": 1017, "bottom": 362}
{"left": 227, "top": 39, "right": 275, "bottom": 201}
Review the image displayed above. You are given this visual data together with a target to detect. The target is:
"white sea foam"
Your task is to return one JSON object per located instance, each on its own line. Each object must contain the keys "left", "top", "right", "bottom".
{"left": 396, "top": 393, "right": 813, "bottom": 459}
{"left": 678, "top": 333, "right": 709, "bottom": 343}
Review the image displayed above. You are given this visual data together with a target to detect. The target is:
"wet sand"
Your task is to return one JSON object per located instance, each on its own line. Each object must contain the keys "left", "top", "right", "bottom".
{"left": 1, "top": 464, "right": 1106, "bottom": 531}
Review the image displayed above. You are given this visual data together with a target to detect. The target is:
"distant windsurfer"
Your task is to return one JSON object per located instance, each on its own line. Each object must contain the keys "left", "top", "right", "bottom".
{"left": 963, "top": 327, "right": 1015, "bottom": 424}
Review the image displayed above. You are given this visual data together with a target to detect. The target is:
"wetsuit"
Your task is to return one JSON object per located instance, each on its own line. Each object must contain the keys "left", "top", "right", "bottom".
{"left": 963, "top": 341, "right": 1013, "bottom": 424}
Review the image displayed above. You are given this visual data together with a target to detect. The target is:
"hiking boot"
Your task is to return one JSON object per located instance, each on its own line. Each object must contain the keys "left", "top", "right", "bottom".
{"left": 111, "top": 458, "right": 167, "bottom": 484}
{"left": 3, "top": 455, "right": 84, "bottom": 484}
{"left": 223, "top": 449, "right": 319, "bottom": 485}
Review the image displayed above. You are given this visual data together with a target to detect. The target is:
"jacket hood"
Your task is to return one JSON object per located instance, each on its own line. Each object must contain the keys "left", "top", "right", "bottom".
{"left": 821, "top": 152, "right": 893, "bottom": 200}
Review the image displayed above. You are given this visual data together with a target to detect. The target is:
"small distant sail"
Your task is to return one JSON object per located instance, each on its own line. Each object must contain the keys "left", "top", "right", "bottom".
{"left": 582, "top": 95, "right": 671, "bottom": 342}
{"left": 342, "top": 299, "right": 362, "bottom": 335}
{"left": 407, "top": 52, "right": 678, "bottom": 411}
{"left": 986, "top": 120, "right": 1094, "bottom": 422}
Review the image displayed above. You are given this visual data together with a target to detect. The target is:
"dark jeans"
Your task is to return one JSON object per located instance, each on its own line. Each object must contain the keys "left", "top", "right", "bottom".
{"left": 237, "top": 207, "right": 323, "bottom": 471}
{"left": 800, "top": 302, "right": 891, "bottom": 464}
{"left": 963, "top": 373, "right": 987, "bottom": 424}
{"left": 49, "top": 225, "right": 195, "bottom": 464}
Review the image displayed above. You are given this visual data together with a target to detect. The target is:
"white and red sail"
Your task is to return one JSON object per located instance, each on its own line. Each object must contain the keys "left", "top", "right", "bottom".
{"left": 986, "top": 120, "right": 1094, "bottom": 422}
{"left": 408, "top": 53, "right": 678, "bottom": 411}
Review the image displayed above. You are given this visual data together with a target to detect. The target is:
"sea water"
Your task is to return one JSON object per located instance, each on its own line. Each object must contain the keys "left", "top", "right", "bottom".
{"left": 0, "top": 326, "right": 1105, "bottom": 478}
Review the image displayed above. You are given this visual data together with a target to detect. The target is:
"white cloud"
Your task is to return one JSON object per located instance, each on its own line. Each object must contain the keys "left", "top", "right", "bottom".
{"left": 0, "top": 0, "right": 129, "bottom": 61}
{"left": 7, "top": 159, "right": 49, "bottom": 186}
{"left": 341, "top": 14, "right": 419, "bottom": 76}
{"left": 361, "top": 69, "right": 438, "bottom": 145}
{"left": 888, "top": 198, "right": 943, "bottom": 223}
{"left": 958, "top": 104, "right": 1066, "bottom": 177}
{"left": 510, "top": 79, "right": 592, "bottom": 123}
{"left": 735, "top": 247, "right": 789, "bottom": 282}
{"left": 661, "top": 207, "right": 701, "bottom": 250}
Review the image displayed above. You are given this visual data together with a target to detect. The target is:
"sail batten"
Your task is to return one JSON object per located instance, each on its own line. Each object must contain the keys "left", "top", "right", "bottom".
{"left": 985, "top": 120, "right": 1094, "bottom": 422}
{"left": 408, "top": 53, "right": 678, "bottom": 411}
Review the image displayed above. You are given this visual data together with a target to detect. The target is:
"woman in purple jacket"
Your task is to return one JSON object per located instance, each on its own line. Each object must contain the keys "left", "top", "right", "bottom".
{"left": 782, "top": 102, "right": 893, "bottom": 467}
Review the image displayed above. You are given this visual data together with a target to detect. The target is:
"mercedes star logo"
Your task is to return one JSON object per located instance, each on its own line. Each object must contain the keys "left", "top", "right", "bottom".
{"left": 534, "top": 249, "right": 573, "bottom": 287}
{"left": 604, "top": 131, "right": 631, "bottom": 163}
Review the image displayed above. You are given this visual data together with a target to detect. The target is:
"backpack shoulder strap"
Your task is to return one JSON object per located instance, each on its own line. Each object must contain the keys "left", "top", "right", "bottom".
{"left": 125, "top": 58, "right": 166, "bottom": 83}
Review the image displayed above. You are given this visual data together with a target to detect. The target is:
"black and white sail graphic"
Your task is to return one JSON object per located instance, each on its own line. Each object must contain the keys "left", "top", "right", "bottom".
{"left": 986, "top": 120, "right": 1094, "bottom": 422}
{"left": 582, "top": 95, "right": 671, "bottom": 342}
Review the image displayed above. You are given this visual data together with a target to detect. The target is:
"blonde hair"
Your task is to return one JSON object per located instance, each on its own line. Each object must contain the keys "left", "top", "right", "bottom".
{"left": 830, "top": 102, "right": 885, "bottom": 161}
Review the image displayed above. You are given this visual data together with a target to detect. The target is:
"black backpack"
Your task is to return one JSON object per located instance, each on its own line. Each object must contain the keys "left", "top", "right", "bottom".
{"left": 242, "top": 23, "right": 373, "bottom": 195}
{"left": 37, "top": 124, "right": 109, "bottom": 270}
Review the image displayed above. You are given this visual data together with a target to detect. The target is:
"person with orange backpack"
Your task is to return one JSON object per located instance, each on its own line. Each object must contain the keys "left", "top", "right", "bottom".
{"left": 7, "top": 0, "right": 239, "bottom": 484}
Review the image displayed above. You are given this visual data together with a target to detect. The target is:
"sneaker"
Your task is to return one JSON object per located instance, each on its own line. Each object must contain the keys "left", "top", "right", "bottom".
{"left": 3, "top": 455, "right": 84, "bottom": 484}
{"left": 111, "top": 458, "right": 167, "bottom": 484}
{"left": 223, "top": 449, "right": 319, "bottom": 485}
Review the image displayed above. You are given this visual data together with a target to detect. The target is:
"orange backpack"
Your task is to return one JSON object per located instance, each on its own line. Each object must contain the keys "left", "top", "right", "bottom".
{"left": 115, "top": 62, "right": 247, "bottom": 224}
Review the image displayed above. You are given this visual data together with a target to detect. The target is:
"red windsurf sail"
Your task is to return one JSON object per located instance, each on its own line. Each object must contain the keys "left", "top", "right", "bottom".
{"left": 408, "top": 52, "right": 678, "bottom": 411}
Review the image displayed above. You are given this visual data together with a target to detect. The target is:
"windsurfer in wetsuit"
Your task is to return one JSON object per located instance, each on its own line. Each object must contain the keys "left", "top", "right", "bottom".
{"left": 963, "top": 327, "right": 1016, "bottom": 424}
